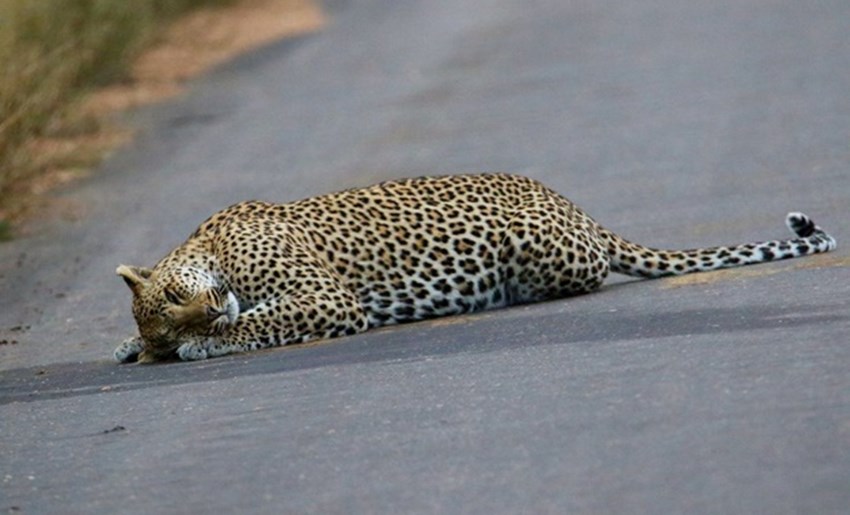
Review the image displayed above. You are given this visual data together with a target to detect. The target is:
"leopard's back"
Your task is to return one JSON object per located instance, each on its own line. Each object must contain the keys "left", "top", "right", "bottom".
{"left": 271, "top": 173, "right": 595, "bottom": 325}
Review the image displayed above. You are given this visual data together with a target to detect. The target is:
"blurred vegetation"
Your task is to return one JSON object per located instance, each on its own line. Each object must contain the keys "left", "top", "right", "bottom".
{"left": 0, "top": 219, "right": 11, "bottom": 241}
{"left": 0, "top": 0, "right": 232, "bottom": 211}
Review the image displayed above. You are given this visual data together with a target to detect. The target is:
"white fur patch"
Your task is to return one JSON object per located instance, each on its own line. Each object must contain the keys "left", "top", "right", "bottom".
{"left": 225, "top": 291, "right": 240, "bottom": 324}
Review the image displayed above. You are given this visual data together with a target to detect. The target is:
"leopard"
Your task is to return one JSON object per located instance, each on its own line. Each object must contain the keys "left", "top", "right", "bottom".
{"left": 114, "top": 173, "right": 837, "bottom": 363}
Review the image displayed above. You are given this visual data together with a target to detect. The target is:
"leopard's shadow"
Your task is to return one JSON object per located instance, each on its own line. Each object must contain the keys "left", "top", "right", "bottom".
{"left": 1, "top": 300, "right": 845, "bottom": 406}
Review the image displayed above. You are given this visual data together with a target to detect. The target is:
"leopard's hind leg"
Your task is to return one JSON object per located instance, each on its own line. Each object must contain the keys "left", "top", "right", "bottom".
{"left": 499, "top": 201, "right": 610, "bottom": 304}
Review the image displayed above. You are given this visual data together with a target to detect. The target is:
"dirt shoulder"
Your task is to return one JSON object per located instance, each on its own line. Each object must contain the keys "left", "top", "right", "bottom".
{"left": 1, "top": 0, "right": 324, "bottom": 235}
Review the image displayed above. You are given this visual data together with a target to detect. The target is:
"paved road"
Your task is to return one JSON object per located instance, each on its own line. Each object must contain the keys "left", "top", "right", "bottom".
{"left": 2, "top": 0, "right": 849, "bottom": 513}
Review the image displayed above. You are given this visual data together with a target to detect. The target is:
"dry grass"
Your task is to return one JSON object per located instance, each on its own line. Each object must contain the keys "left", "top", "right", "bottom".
{"left": 0, "top": 0, "right": 324, "bottom": 233}
{"left": 83, "top": 0, "right": 324, "bottom": 115}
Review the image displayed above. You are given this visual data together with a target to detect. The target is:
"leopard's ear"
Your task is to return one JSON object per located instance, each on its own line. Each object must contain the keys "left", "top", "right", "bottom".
{"left": 116, "top": 265, "right": 153, "bottom": 295}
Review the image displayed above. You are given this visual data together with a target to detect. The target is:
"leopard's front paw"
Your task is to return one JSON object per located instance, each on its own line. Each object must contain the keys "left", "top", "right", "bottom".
{"left": 114, "top": 336, "right": 144, "bottom": 363}
{"left": 177, "top": 342, "right": 209, "bottom": 361}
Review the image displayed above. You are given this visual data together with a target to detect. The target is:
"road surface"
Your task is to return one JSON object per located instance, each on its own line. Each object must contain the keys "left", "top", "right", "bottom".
{"left": 2, "top": 0, "right": 849, "bottom": 513}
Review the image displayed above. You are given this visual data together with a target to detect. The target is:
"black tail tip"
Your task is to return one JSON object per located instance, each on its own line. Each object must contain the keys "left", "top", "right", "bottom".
{"left": 786, "top": 212, "right": 816, "bottom": 237}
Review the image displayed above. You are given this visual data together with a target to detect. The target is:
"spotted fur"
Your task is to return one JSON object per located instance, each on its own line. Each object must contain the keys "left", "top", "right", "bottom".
{"left": 114, "top": 173, "right": 836, "bottom": 362}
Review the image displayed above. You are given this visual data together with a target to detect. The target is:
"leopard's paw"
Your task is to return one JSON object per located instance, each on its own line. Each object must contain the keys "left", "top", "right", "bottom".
{"left": 177, "top": 342, "right": 209, "bottom": 361}
{"left": 114, "top": 336, "right": 144, "bottom": 363}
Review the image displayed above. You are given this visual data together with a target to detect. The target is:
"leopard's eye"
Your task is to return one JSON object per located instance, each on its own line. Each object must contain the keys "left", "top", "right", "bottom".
{"left": 163, "top": 289, "right": 182, "bottom": 305}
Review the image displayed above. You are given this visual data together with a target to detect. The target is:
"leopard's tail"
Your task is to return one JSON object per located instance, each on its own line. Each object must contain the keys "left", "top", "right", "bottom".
{"left": 599, "top": 212, "right": 836, "bottom": 279}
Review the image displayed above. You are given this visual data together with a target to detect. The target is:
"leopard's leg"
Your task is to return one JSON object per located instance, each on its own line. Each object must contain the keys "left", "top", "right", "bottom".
{"left": 177, "top": 266, "right": 369, "bottom": 361}
{"left": 114, "top": 336, "right": 144, "bottom": 363}
{"left": 500, "top": 202, "right": 610, "bottom": 304}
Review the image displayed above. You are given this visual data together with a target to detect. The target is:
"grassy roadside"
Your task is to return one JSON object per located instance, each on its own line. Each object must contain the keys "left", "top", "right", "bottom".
{"left": 0, "top": 0, "right": 233, "bottom": 201}
{"left": 0, "top": 0, "right": 323, "bottom": 237}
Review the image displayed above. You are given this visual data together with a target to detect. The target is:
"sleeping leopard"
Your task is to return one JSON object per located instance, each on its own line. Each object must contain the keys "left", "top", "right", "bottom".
{"left": 114, "top": 173, "right": 836, "bottom": 363}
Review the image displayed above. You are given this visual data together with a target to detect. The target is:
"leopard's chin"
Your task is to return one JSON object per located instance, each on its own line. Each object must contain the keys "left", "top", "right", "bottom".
{"left": 224, "top": 291, "right": 240, "bottom": 324}
{"left": 207, "top": 291, "right": 240, "bottom": 336}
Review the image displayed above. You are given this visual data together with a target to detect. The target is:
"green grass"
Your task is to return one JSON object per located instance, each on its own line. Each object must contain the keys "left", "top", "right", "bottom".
{"left": 0, "top": 0, "right": 232, "bottom": 212}
{"left": 0, "top": 220, "right": 11, "bottom": 241}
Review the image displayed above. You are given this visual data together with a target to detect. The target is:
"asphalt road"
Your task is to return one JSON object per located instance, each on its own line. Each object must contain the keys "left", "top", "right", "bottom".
{"left": 2, "top": 0, "right": 850, "bottom": 513}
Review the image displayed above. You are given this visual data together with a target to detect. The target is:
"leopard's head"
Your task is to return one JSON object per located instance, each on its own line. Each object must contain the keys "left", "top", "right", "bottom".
{"left": 116, "top": 265, "right": 239, "bottom": 362}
